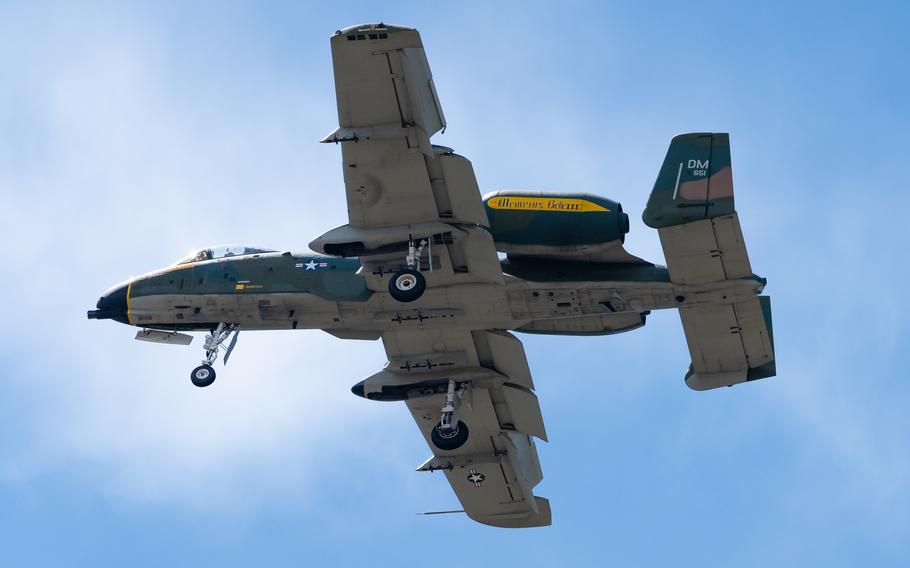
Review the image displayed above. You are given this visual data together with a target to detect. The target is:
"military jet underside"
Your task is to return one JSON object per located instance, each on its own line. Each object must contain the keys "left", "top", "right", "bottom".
{"left": 88, "top": 23, "right": 776, "bottom": 528}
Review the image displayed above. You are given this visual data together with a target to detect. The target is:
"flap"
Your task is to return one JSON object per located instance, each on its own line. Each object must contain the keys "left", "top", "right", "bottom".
{"left": 473, "top": 330, "right": 534, "bottom": 390}
{"left": 501, "top": 384, "right": 548, "bottom": 441}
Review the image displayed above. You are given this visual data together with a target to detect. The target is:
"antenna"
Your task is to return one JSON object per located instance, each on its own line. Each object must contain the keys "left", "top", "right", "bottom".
{"left": 417, "top": 510, "right": 465, "bottom": 516}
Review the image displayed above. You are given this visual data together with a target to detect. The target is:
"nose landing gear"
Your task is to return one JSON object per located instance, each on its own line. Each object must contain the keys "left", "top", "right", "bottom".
{"left": 190, "top": 323, "right": 239, "bottom": 387}
{"left": 191, "top": 364, "right": 216, "bottom": 387}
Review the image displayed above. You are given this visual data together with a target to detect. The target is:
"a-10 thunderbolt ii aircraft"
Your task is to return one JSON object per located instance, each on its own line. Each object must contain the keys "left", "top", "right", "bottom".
{"left": 88, "top": 23, "right": 776, "bottom": 528}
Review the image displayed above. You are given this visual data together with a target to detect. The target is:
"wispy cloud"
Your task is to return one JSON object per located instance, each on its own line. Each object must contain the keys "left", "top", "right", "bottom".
{"left": 0, "top": 6, "right": 411, "bottom": 513}
{"left": 1, "top": 4, "right": 908, "bottom": 563}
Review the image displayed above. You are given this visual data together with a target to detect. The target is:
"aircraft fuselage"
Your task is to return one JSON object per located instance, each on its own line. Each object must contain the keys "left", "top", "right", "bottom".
{"left": 89, "top": 251, "right": 766, "bottom": 338}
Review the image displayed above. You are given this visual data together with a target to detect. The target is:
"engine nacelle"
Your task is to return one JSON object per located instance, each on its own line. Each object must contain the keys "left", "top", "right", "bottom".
{"left": 483, "top": 191, "right": 630, "bottom": 258}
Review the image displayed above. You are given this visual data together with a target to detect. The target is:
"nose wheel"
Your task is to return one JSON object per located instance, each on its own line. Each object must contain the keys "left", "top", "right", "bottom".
{"left": 190, "top": 323, "right": 238, "bottom": 387}
{"left": 191, "top": 364, "right": 216, "bottom": 387}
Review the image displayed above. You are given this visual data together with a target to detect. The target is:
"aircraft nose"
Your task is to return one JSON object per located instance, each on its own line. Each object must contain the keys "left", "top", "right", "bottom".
{"left": 87, "top": 282, "right": 130, "bottom": 324}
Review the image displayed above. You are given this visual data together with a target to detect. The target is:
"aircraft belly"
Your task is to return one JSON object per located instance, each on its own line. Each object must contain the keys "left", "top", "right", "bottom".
{"left": 127, "top": 292, "right": 345, "bottom": 331}
{"left": 505, "top": 280, "right": 674, "bottom": 321}
{"left": 126, "top": 280, "right": 521, "bottom": 333}
{"left": 340, "top": 283, "right": 517, "bottom": 334}
{"left": 505, "top": 277, "right": 765, "bottom": 328}
{"left": 125, "top": 276, "right": 762, "bottom": 335}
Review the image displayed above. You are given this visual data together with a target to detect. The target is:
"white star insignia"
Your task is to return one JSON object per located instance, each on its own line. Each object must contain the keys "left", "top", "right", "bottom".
{"left": 304, "top": 260, "right": 318, "bottom": 271}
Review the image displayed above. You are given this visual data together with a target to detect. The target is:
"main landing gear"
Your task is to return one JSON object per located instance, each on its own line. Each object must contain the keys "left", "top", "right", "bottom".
{"left": 190, "top": 323, "right": 239, "bottom": 387}
{"left": 430, "top": 379, "right": 470, "bottom": 451}
{"left": 388, "top": 237, "right": 427, "bottom": 303}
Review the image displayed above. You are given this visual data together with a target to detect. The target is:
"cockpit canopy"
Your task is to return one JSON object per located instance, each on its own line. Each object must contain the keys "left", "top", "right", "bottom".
{"left": 175, "top": 245, "right": 277, "bottom": 265}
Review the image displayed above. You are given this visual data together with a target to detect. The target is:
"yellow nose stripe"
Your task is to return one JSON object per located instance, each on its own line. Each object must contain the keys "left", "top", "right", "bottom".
{"left": 126, "top": 281, "right": 133, "bottom": 325}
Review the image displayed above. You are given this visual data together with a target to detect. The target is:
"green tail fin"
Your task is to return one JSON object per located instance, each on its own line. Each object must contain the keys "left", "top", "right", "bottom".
{"left": 642, "top": 132, "right": 735, "bottom": 228}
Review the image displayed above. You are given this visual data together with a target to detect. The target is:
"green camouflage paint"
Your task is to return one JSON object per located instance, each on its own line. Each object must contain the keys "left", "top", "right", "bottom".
{"left": 642, "top": 132, "right": 735, "bottom": 228}
{"left": 746, "top": 295, "right": 777, "bottom": 381}
{"left": 501, "top": 258, "right": 669, "bottom": 283}
{"left": 130, "top": 253, "right": 372, "bottom": 302}
{"left": 483, "top": 191, "right": 629, "bottom": 246}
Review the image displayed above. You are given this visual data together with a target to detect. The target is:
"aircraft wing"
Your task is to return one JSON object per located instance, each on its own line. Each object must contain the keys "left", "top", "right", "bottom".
{"left": 356, "top": 327, "right": 551, "bottom": 528}
{"left": 311, "top": 24, "right": 500, "bottom": 287}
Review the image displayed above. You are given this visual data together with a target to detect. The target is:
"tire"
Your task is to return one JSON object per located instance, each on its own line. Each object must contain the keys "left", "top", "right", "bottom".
{"left": 191, "top": 364, "right": 216, "bottom": 387}
{"left": 388, "top": 269, "right": 426, "bottom": 303}
{"left": 431, "top": 420, "right": 469, "bottom": 451}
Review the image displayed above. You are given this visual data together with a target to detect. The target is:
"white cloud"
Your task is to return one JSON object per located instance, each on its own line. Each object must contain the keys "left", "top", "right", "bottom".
{"left": 0, "top": 8, "right": 415, "bottom": 513}
{"left": 1, "top": 6, "right": 908, "bottom": 545}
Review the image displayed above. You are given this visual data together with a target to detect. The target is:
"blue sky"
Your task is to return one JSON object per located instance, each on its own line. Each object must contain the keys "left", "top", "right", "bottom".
{"left": 1, "top": 1, "right": 908, "bottom": 566}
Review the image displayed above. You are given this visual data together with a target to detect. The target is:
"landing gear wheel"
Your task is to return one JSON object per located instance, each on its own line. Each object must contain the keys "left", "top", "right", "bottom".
{"left": 388, "top": 268, "right": 426, "bottom": 303}
{"left": 431, "top": 420, "right": 469, "bottom": 451}
{"left": 191, "top": 364, "right": 216, "bottom": 387}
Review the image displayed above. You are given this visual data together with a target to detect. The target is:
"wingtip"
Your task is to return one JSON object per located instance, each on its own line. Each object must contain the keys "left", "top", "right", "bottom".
{"left": 334, "top": 23, "right": 416, "bottom": 37}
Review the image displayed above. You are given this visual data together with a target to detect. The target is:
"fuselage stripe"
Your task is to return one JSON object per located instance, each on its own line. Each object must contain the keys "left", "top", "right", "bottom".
{"left": 126, "top": 281, "right": 133, "bottom": 325}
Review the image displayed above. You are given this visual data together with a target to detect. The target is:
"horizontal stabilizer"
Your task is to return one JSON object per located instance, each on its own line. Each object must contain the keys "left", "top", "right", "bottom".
{"left": 682, "top": 296, "right": 776, "bottom": 390}
{"left": 657, "top": 212, "right": 752, "bottom": 284}
{"left": 644, "top": 134, "right": 777, "bottom": 389}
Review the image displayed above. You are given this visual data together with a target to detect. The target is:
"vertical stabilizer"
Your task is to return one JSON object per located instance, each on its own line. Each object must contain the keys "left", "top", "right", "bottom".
{"left": 643, "top": 133, "right": 735, "bottom": 228}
